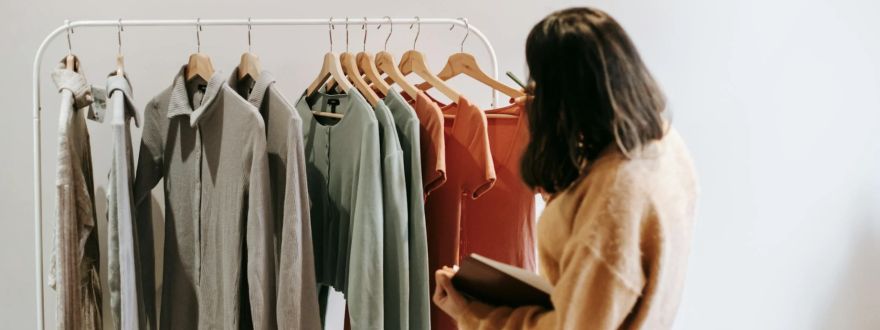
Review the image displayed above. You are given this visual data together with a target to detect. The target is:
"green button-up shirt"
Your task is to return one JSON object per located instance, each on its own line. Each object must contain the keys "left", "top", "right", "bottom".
{"left": 384, "top": 88, "right": 431, "bottom": 330}
{"left": 294, "top": 89, "right": 384, "bottom": 330}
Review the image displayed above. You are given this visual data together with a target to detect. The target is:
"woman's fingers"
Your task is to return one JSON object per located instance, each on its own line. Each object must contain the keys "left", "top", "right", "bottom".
{"left": 433, "top": 270, "right": 449, "bottom": 302}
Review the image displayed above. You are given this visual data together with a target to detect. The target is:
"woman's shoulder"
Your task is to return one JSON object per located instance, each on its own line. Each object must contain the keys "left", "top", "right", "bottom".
{"left": 547, "top": 125, "right": 698, "bottom": 242}
{"left": 573, "top": 126, "right": 697, "bottom": 202}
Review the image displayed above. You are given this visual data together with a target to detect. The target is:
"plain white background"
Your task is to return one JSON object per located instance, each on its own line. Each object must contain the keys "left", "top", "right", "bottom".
{"left": 2, "top": 0, "right": 880, "bottom": 329}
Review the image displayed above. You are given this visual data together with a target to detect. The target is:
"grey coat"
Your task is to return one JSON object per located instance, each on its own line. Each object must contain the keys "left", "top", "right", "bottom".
{"left": 134, "top": 67, "right": 276, "bottom": 329}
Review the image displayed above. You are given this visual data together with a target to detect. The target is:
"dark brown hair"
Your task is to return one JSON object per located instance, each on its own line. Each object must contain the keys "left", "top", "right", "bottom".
{"left": 521, "top": 7, "right": 667, "bottom": 194}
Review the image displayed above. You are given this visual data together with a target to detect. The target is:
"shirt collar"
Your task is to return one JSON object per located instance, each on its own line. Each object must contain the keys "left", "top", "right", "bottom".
{"left": 167, "top": 65, "right": 225, "bottom": 127}
{"left": 227, "top": 68, "right": 276, "bottom": 108}
{"left": 383, "top": 87, "right": 406, "bottom": 110}
{"left": 106, "top": 74, "right": 141, "bottom": 127}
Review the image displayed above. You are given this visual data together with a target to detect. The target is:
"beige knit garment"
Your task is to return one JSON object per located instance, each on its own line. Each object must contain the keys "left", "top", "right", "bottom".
{"left": 50, "top": 57, "right": 102, "bottom": 330}
{"left": 458, "top": 127, "right": 698, "bottom": 330}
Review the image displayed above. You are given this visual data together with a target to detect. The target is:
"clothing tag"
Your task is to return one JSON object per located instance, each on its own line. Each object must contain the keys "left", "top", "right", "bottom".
{"left": 327, "top": 98, "right": 340, "bottom": 113}
{"left": 87, "top": 85, "right": 107, "bottom": 123}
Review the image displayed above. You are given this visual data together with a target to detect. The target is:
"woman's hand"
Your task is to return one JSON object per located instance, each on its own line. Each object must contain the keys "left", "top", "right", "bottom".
{"left": 433, "top": 266, "right": 470, "bottom": 321}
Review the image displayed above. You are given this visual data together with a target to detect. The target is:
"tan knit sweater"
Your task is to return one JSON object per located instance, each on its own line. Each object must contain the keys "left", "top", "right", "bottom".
{"left": 458, "top": 127, "right": 698, "bottom": 330}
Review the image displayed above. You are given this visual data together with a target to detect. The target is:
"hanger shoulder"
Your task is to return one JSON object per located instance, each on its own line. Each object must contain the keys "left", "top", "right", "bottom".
{"left": 398, "top": 50, "right": 415, "bottom": 76}
{"left": 330, "top": 53, "right": 354, "bottom": 92}
{"left": 239, "top": 52, "right": 261, "bottom": 79}
{"left": 357, "top": 52, "right": 390, "bottom": 95}
{"left": 65, "top": 54, "right": 78, "bottom": 71}
{"left": 406, "top": 50, "right": 460, "bottom": 102}
{"left": 115, "top": 54, "right": 125, "bottom": 76}
{"left": 186, "top": 53, "right": 215, "bottom": 81}
{"left": 306, "top": 53, "right": 335, "bottom": 96}
{"left": 376, "top": 51, "right": 419, "bottom": 100}
{"left": 342, "top": 52, "right": 380, "bottom": 106}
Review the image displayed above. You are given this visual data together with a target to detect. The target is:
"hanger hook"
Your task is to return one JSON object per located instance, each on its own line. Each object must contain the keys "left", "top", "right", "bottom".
{"left": 247, "top": 17, "right": 253, "bottom": 53}
{"left": 450, "top": 17, "right": 469, "bottom": 53}
{"left": 328, "top": 17, "right": 334, "bottom": 52}
{"left": 65, "top": 19, "right": 73, "bottom": 55}
{"left": 344, "top": 17, "right": 350, "bottom": 53}
{"left": 117, "top": 18, "right": 123, "bottom": 56}
{"left": 380, "top": 16, "right": 392, "bottom": 51}
{"left": 195, "top": 18, "right": 202, "bottom": 53}
{"left": 409, "top": 16, "right": 421, "bottom": 50}
{"left": 362, "top": 17, "right": 367, "bottom": 52}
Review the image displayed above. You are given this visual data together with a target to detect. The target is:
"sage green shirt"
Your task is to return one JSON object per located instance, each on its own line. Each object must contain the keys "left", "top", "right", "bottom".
{"left": 374, "top": 99, "right": 410, "bottom": 330}
{"left": 384, "top": 88, "right": 431, "bottom": 330}
{"left": 294, "top": 89, "right": 384, "bottom": 330}
{"left": 134, "top": 67, "right": 276, "bottom": 329}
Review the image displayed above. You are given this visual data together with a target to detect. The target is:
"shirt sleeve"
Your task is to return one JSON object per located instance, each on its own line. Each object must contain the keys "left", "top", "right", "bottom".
{"left": 245, "top": 118, "right": 278, "bottom": 330}
{"left": 462, "top": 108, "right": 496, "bottom": 199}
{"left": 347, "top": 120, "right": 385, "bottom": 330}
{"left": 276, "top": 115, "right": 322, "bottom": 329}
{"left": 381, "top": 131, "right": 410, "bottom": 330}
{"left": 132, "top": 99, "right": 163, "bottom": 329}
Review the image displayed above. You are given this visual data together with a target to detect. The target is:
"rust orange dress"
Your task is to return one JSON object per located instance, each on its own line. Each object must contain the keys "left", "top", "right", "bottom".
{"left": 454, "top": 102, "right": 537, "bottom": 271}
{"left": 421, "top": 95, "right": 497, "bottom": 330}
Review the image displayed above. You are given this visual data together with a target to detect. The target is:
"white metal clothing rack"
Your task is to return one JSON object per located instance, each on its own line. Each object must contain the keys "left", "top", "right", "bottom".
{"left": 31, "top": 17, "right": 500, "bottom": 330}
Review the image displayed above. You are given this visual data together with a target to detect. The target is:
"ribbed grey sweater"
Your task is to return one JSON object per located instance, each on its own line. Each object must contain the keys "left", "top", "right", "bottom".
{"left": 133, "top": 66, "right": 276, "bottom": 329}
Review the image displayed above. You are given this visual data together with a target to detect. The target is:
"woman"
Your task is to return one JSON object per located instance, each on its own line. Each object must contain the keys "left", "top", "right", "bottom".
{"left": 433, "top": 7, "right": 699, "bottom": 330}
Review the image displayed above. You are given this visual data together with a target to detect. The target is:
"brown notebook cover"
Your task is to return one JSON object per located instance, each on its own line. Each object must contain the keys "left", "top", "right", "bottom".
{"left": 451, "top": 253, "right": 554, "bottom": 309}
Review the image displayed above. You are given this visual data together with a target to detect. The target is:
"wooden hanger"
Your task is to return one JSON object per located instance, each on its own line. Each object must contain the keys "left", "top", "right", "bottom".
{"left": 417, "top": 52, "right": 524, "bottom": 99}
{"left": 326, "top": 18, "right": 380, "bottom": 106}
{"left": 356, "top": 18, "right": 390, "bottom": 96}
{"left": 374, "top": 17, "right": 418, "bottom": 100}
{"left": 239, "top": 53, "right": 261, "bottom": 79}
{"left": 376, "top": 51, "right": 418, "bottom": 100}
{"left": 341, "top": 51, "right": 381, "bottom": 106}
{"left": 358, "top": 52, "right": 389, "bottom": 95}
{"left": 238, "top": 18, "right": 261, "bottom": 80}
{"left": 306, "top": 19, "right": 355, "bottom": 118}
{"left": 397, "top": 17, "right": 461, "bottom": 103}
{"left": 186, "top": 19, "right": 215, "bottom": 81}
{"left": 305, "top": 53, "right": 353, "bottom": 98}
{"left": 416, "top": 19, "right": 524, "bottom": 99}
{"left": 64, "top": 22, "right": 78, "bottom": 71}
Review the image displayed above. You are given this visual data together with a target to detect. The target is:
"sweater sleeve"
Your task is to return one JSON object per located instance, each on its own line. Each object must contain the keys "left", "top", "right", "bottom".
{"left": 277, "top": 115, "right": 322, "bottom": 329}
{"left": 245, "top": 121, "right": 278, "bottom": 330}
{"left": 457, "top": 245, "right": 641, "bottom": 330}
{"left": 347, "top": 121, "right": 385, "bottom": 330}
{"left": 457, "top": 174, "right": 648, "bottom": 330}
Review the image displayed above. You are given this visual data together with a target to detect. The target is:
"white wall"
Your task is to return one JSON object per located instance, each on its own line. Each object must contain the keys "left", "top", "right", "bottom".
{"left": 2, "top": 0, "right": 879, "bottom": 329}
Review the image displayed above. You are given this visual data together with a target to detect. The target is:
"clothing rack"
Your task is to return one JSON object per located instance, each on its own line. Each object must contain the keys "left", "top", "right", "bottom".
{"left": 30, "top": 17, "right": 500, "bottom": 330}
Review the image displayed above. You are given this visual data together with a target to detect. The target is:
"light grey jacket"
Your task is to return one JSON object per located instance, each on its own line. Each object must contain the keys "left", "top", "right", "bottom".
{"left": 49, "top": 56, "right": 102, "bottom": 330}
{"left": 227, "top": 69, "right": 321, "bottom": 330}
{"left": 134, "top": 67, "right": 276, "bottom": 329}
{"left": 105, "top": 74, "right": 146, "bottom": 330}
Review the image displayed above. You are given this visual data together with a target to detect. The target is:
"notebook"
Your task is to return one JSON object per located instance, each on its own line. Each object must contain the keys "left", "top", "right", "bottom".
{"left": 451, "top": 253, "right": 554, "bottom": 309}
